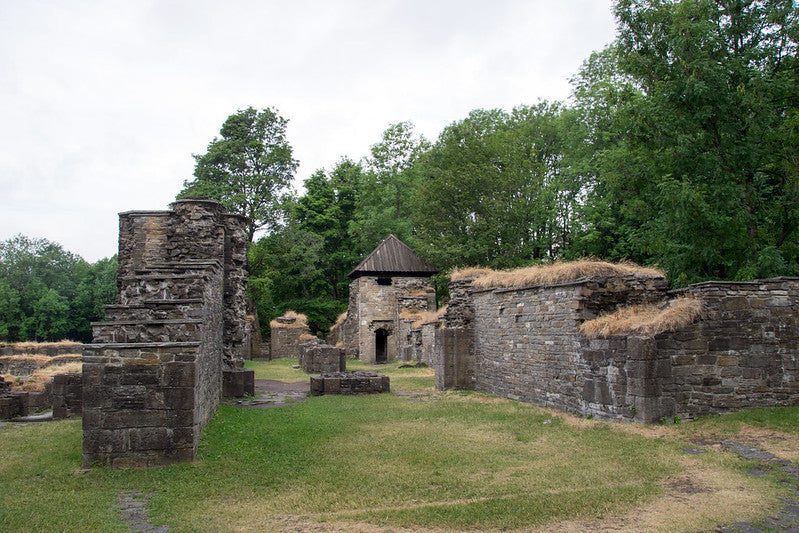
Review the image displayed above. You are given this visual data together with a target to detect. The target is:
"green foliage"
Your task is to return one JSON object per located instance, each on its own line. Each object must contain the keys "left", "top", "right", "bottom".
{"left": 178, "top": 107, "right": 299, "bottom": 242}
{"left": 572, "top": 0, "right": 799, "bottom": 284}
{"left": 349, "top": 121, "right": 430, "bottom": 254}
{"left": 0, "top": 235, "right": 117, "bottom": 342}
{"left": 412, "top": 104, "right": 581, "bottom": 271}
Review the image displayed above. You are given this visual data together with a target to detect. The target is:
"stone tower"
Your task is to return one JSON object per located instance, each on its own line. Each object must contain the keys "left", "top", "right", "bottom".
{"left": 341, "top": 235, "right": 437, "bottom": 363}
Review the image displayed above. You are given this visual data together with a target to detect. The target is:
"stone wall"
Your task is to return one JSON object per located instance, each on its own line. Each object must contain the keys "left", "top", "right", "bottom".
{"left": 434, "top": 274, "right": 799, "bottom": 422}
{"left": 82, "top": 199, "right": 250, "bottom": 468}
{"left": 270, "top": 317, "right": 312, "bottom": 359}
{"left": 52, "top": 372, "right": 82, "bottom": 419}
{"left": 300, "top": 344, "right": 346, "bottom": 374}
{"left": 0, "top": 343, "right": 83, "bottom": 357}
{"left": 342, "top": 276, "right": 435, "bottom": 363}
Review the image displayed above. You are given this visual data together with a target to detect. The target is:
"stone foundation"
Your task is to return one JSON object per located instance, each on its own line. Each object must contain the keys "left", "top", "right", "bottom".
{"left": 270, "top": 316, "right": 312, "bottom": 359}
{"left": 52, "top": 372, "right": 82, "bottom": 419}
{"left": 300, "top": 344, "right": 345, "bottom": 374}
{"left": 222, "top": 369, "right": 255, "bottom": 397}
{"left": 310, "top": 371, "right": 390, "bottom": 396}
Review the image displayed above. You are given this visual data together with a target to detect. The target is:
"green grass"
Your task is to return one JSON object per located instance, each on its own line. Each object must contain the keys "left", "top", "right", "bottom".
{"left": 0, "top": 360, "right": 795, "bottom": 532}
{"left": 243, "top": 357, "right": 306, "bottom": 381}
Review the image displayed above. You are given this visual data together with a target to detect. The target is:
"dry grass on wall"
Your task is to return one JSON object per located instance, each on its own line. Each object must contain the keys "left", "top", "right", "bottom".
{"left": 298, "top": 333, "right": 319, "bottom": 343}
{"left": 269, "top": 310, "right": 309, "bottom": 329}
{"left": 398, "top": 306, "right": 448, "bottom": 328}
{"left": 1, "top": 340, "right": 82, "bottom": 349}
{"left": 451, "top": 260, "right": 665, "bottom": 289}
{"left": 2, "top": 361, "right": 83, "bottom": 392}
{"left": 330, "top": 312, "right": 347, "bottom": 331}
{"left": 580, "top": 297, "right": 703, "bottom": 338}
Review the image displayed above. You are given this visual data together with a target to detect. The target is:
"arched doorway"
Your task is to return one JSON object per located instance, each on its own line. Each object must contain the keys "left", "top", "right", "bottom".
{"left": 375, "top": 328, "right": 389, "bottom": 363}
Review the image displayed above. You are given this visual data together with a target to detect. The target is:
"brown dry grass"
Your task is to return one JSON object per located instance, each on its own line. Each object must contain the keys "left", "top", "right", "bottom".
{"left": 331, "top": 312, "right": 348, "bottom": 331}
{"left": 0, "top": 353, "right": 81, "bottom": 363}
{"left": 540, "top": 455, "right": 777, "bottom": 533}
{"left": 398, "top": 307, "right": 447, "bottom": 328}
{"left": 2, "top": 361, "right": 82, "bottom": 392}
{"left": 5, "top": 340, "right": 82, "bottom": 349}
{"left": 451, "top": 260, "right": 664, "bottom": 290}
{"left": 299, "top": 333, "right": 319, "bottom": 342}
{"left": 270, "top": 310, "right": 309, "bottom": 329}
{"left": 580, "top": 297, "right": 703, "bottom": 338}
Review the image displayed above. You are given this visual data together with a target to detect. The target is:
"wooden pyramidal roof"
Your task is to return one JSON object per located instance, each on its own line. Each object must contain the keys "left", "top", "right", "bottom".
{"left": 348, "top": 235, "right": 438, "bottom": 278}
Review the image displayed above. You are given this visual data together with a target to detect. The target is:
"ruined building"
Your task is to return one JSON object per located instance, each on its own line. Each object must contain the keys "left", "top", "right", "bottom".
{"left": 82, "top": 199, "right": 252, "bottom": 467}
{"left": 339, "top": 235, "right": 437, "bottom": 363}
{"left": 430, "top": 264, "right": 799, "bottom": 423}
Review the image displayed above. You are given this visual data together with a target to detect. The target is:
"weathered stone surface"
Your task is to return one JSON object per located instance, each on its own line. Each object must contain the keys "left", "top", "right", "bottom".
{"left": 301, "top": 344, "right": 345, "bottom": 373}
{"left": 82, "top": 199, "right": 248, "bottom": 468}
{"left": 222, "top": 369, "right": 255, "bottom": 397}
{"left": 341, "top": 275, "right": 436, "bottom": 363}
{"left": 310, "top": 371, "right": 390, "bottom": 395}
{"left": 435, "top": 274, "right": 799, "bottom": 423}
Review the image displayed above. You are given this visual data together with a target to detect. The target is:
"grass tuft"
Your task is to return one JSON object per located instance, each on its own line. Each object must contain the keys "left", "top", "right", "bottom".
{"left": 452, "top": 260, "right": 664, "bottom": 289}
{"left": 580, "top": 297, "right": 703, "bottom": 338}
{"left": 269, "top": 310, "right": 309, "bottom": 329}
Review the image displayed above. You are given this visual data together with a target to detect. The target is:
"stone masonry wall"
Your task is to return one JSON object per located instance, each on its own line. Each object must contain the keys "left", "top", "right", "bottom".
{"left": 82, "top": 199, "right": 249, "bottom": 468}
{"left": 345, "top": 276, "right": 435, "bottom": 363}
{"left": 435, "top": 274, "right": 799, "bottom": 422}
{"left": 665, "top": 279, "right": 799, "bottom": 418}
{"left": 270, "top": 318, "right": 312, "bottom": 359}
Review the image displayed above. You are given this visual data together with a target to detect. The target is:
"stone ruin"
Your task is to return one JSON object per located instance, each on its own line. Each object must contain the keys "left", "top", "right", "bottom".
{"left": 310, "top": 371, "right": 390, "bottom": 396}
{"left": 270, "top": 313, "right": 312, "bottom": 359}
{"left": 82, "top": 199, "right": 253, "bottom": 468}
{"left": 298, "top": 340, "right": 346, "bottom": 374}
{"left": 338, "top": 235, "right": 437, "bottom": 363}
{"left": 427, "top": 270, "right": 799, "bottom": 422}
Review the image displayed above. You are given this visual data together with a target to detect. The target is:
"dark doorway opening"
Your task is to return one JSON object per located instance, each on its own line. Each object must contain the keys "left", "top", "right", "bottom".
{"left": 375, "top": 329, "right": 389, "bottom": 363}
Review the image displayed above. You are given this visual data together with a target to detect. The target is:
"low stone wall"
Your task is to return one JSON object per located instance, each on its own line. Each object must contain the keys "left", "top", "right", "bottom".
{"left": 222, "top": 369, "right": 255, "bottom": 397}
{"left": 52, "top": 372, "right": 82, "bottom": 419}
{"left": 310, "top": 371, "right": 390, "bottom": 395}
{"left": 0, "top": 354, "right": 82, "bottom": 376}
{"left": 0, "top": 343, "right": 84, "bottom": 357}
{"left": 271, "top": 317, "right": 311, "bottom": 359}
{"left": 300, "top": 344, "right": 345, "bottom": 374}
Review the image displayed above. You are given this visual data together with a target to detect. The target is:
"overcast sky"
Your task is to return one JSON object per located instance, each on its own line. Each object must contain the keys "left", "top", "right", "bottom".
{"left": 0, "top": 0, "right": 617, "bottom": 263}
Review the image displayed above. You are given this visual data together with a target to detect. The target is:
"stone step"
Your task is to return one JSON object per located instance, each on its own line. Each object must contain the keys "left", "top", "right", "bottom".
{"left": 82, "top": 341, "right": 201, "bottom": 363}
{"left": 91, "top": 319, "right": 204, "bottom": 344}
{"left": 103, "top": 299, "right": 204, "bottom": 321}
{"left": 117, "top": 273, "right": 214, "bottom": 304}
{"left": 132, "top": 260, "right": 222, "bottom": 277}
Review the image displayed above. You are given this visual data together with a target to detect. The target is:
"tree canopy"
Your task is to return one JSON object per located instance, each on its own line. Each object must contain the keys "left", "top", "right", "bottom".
{"left": 178, "top": 107, "right": 298, "bottom": 242}
{"left": 0, "top": 235, "right": 117, "bottom": 342}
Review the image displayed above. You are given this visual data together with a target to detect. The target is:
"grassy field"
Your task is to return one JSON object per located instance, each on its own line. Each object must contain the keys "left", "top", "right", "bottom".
{"left": 1, "top": 358, "right": 797, "bottom": 532}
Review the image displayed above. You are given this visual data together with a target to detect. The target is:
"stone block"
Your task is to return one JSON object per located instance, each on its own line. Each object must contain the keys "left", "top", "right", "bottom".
{"left": 112, "top": 385, "right": 147, "bottom": 410}
{"left": 163, "top": 362, "right": 197, "bottom": 387}
{"left": 163, "top": 387, "right": 196, "bottom": 410}
{"left": 222, "top": 369, "right": 254, "bottom": 397}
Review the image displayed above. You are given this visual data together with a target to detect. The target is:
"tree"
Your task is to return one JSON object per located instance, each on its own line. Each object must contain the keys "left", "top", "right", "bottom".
{"left": 568, "top": 0, "right": 799, "bottom": 284}
{"left": 295, "top": 159, "right": 364, "bottom": 301}
{"left": 178, "top": 107, "right": 299, "bottom": 242}
{"left": 349, "top": 122, "right": 430, "bottom": 254}
{"left": 411, "top": 105, "right": 579, "bottom": 271}
{"left": 615, "top": 0, "right": 799, "bottom": 284}
{"left": 0, "top": 235, "right": 116, "bottom": 342}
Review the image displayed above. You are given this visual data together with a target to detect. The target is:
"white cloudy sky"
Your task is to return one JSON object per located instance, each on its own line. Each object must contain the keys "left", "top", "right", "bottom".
{"left": 0, "top": 0, "right": 617, "bottom": 263}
